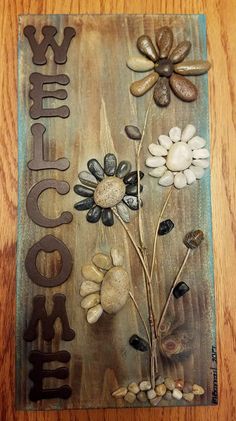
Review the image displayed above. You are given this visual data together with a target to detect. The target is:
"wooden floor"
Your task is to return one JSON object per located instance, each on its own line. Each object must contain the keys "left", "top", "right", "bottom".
{"left": 0, "top": 0, "right": 235, "bottom": 420}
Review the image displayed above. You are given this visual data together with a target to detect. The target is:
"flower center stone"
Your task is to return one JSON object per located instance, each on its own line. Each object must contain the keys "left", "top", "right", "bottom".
{"left": 166, "top": 142, "right": 193, "bottom": 171}
{"left": 155, "top": 58, "right": 174, "bottom": 77}
{"left": 94, "top": 177, "right": 126, "bottom": 208}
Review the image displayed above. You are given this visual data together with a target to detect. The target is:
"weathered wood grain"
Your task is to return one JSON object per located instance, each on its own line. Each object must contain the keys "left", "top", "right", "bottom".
{"left": 0, "top": 0, "right": 236, "bottom": 420}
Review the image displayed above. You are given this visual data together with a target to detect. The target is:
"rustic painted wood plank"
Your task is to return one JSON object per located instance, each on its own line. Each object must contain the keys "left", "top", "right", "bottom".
{"left": 1, "top": 0, "right": 236, "bottom": 420}
{"left": 16, "top": 13, "right": 216, "bottom": 410}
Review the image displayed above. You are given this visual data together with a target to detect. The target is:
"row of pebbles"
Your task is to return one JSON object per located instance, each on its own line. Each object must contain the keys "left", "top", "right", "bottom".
{"left": 112, "top": 376, "right": 204, "bottom": 406}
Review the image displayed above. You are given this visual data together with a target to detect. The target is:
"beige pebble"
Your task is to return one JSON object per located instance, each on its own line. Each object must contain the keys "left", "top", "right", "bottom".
{"left": 174, "top": 60, "right": 211, "bottom": 76}
{"left": 155, "top": 375, "right": 164, "bottom": 386}
{"left": 183, "top": 382, "right": 193, "bottom": 393}
{"left": 94, "top": 177, "right": 126, "bottom": 208}
{"left": 164, "top": 377, "right": 175, "bottom": 391}
{"left": 86, "top": 304, "right": 103, "bottom": 324}
{"left": 80, "top": 293, "right": 100, "bottom": 309}
{"left": 181, "top": 124, "right": 196, "bottom": 142}
{"left": 148, "top": 166, "right": 166, "bottom": 178}
{"left": 128, "top": 382, "right": 140, "bottom": 394}
{"left": 159, "top": 170, "right": 174, "bottom": 187}
{"left": 110, "top": 247, "right": 124, "bottom": 267}
{"left": 81, "top": 264, "right": 104, "bottom": 283}
{"left": 139, "top": 380, "right": 152, "bottom": 391}
{"left": 127, "top": 56, "right": 154, "bottom": 72}
{"left": 183, "top": 392, "right": 194, "bottom": 402}
{"left": 169, "top": 126, "right": 181, "bottom": 142}
{"left": 92, "top": 253, "right": 112, "bottom": 271}
{"left": 130, "top": 72, "right": 159, "bottom": 97}
{"left": 158, "top": 134, "right": 172, "bottom": 150}
{"left": 112, "top": 387, "right": 128, "bottom": 398}
{"left": 155, "top": 383, "right": 166, "bottom": 396}
{"left": 80, "top": 281, "right": 100, "bottom": 297}
{"left": 150, "top": 396, "right": 162, "bottom": 406}
{"left": 101, "top": 267, "right": 129, "bottom": 314}
{"left": 124, "top": 391, "right": 136, "bottom": 404}
{"left": 147, "top": 389, "right": 156, "bottom": 400}
{"left": 137, "top": 391, "right": 147, "bottom": 402}
{"left": 172, "top": 388, "right": 183, "bottom": 400}
{"left": 192, "top": 384, "right": 205, "bottom": 395}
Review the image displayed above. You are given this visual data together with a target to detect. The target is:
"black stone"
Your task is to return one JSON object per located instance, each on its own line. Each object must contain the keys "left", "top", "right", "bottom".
{"left": 155, "top": 58, "right": 174, "bottom": 77}
{"left": 123, "top": 170, "right": 144, "bottom": 185}
{"left": 101, "top": 208, "right": 114, "bottom": 226}
{"left": 129, "top": 334, "right": 149, "bottom": 352}
{"left": 73, "top": 184, "right": 94, "bottom": 197}
{"left": 74, "top": 197, "right": 94, "bottom": 211}
{"left": 87, "top": 159, "right": 104, "bottom": 181}
{"left": 125, "top": 125, "right": 142, "bottom": 140}
{"left": 116, "top": 160, "right": 132, "bottom": 178}
{"left": 125, "top": 183, "right": 143, "bottom": 196}
{"left": 86, "top": 205, "right": 102, "bottom": 223}
{"left": 104, "top": 153, "right": 117, "bottom": 176}
{"left": 158, "top": 219, "right": 174, "bottom": 235}
{"left": 173, "top": 282, "right": 190, "bottom": 299}
{"left": 123, "top": 195, "right": 142, "bottom": 210}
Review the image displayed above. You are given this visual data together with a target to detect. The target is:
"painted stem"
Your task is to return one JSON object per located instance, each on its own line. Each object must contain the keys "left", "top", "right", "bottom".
{"left": 150, "top": 186, "right": 174, "bottom": 281}
{"left": 129, "top": 291, "right": 151, "bottom": 346}
{"left": 156, "top": 248, "right": 191, "bottom": 338}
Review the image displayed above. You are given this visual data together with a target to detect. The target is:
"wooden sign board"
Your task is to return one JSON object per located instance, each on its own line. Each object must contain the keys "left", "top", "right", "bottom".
{"left": 17, "top": 14, "right": 217, "bottom": 410}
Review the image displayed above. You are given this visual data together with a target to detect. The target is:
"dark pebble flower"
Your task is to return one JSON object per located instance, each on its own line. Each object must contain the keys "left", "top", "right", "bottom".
{"left": 74, "top": 153, "right": 143, "bottom": 226}
{"left": 127, "top": 26, "right": 211, "bottom": 107}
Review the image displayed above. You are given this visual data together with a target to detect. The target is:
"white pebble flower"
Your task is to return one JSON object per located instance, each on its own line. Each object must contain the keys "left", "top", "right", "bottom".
{"left": 145, "top": 124, "right": 210, "bottom": 189}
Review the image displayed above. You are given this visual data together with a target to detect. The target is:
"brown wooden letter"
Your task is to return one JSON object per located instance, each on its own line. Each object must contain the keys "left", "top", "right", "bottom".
{"left": 25, "top": 235, "right": 72, "bottom": 287}
{"left": 29, "top": 73, "right": 70, "bottom": 119}
{"left": 28, "top": 350, "right": 72, "bottom": 401}
{"left": 24, "top": 25, "right": 76, "bottom": 65}
{"left": 28, "top": 123, "right": 70, "bottom": 171}
{"left": 24, "top": 294, "right": 75, "bottom": 342}
{"left": 26, "top": 179, "right": 73, "bottom": 228}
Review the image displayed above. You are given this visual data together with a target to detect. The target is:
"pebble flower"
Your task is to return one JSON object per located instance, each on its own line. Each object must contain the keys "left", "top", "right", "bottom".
{"left": 146, "top": 124, "right": 210, "bottom": 189}
{"left": 74, "top": 154, "right": 143, "bottom": 226}
{"left": 127, "top": 26, "right": 211, "bottom": 106}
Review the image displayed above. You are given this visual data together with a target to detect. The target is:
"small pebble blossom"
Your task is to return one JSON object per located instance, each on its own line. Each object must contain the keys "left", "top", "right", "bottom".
{"left": 80, "top": 248, "right": 130, "bottom": 324}
{"left": 146, "top": 124, "right": 210, "bottom": 189}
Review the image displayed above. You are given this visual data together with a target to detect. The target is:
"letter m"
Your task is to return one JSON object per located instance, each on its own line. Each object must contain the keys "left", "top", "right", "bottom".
{"left": 23, "top": 25, "right": 76, "bottom": 65}
{"left": 23, "top": 294, "right": 75, "bottom": 342}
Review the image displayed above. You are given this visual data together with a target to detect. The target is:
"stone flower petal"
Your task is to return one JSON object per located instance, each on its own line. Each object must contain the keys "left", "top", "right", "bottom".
{"left": 192, "top": 148, "right": 210, "bottom": 159}
{"left": 156, "top": 26, "right": 173, "bottom": 58}
{"left": 184, "top": 169, "right": 196, "bottom": 184}
{"left": 188, "top": 136, "right": 206, "bottom": 149}
{"left": 158, "top": 135, "right": 172, "bottom": 149}
{"left": 170, "top": 73, "right": 198, "bottom": 102}
{"left": 74, "top": 197, "right": 95, "bottom": 211}
{"left": 189, "top": 165, "right": 204, "bottom": 179}
{"left": 137, "top": 35, "right": 158, "bottom": 62}
{"left": 174, "top": 60, "right": 211, "bottom": 76}
{"left": 192, "top": 159, "right": 209, "bottom": 168}
{"left": 159, "top": 170, "right": 174, "bottom": 186}
{"left": 127, "top": 56, "right": 155, "bottom": 72}
{"left": 153, "top": 76, "right": 170, "bottom": 107}
{"left": 116, "top": 202, "right": 130, "bottom": 223}
{"left": 101, "top": 208, "right": 114, "bottom": 226}
{"left": 130, "top": 72, "right": 159, "bottom": 97}
{"left": 174, "top": 172, "right": 187, "bottom": 189}
{"left": 169, "top": 40, "right": 192, "bottom": 64}
{"left": 181, "top": 124, "right": 196, "bottom": 142}
{"left": 148, "top": 143, "right": 168, "bottom": 156}
{"left": 146, "top": 156, "right": 166, "bottom": 168}
{"left": 149, "top": 166, "right": 166, "bottom": 178}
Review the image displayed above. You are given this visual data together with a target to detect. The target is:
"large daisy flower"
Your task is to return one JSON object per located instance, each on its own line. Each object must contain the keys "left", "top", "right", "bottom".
{"left": 127, "top": 26, "right": 211, "bottom": 106}
{"left": 145, "top": 124, "right": 210, "bottom": 189}
{"left": 74, "top": 154, "right": 143, "bottom": 226}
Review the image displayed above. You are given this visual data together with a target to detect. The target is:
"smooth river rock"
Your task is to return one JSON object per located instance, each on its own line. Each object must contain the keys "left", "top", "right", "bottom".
{"left": 130, "top": 72, "right": 159, "bottom": 97}
{"left": 104, "top": 153, "right": 117, "bottom": 176}
{"left": 74, "top": 184, "right": 94, "bottom": 197}
{"left": 169, "top": 40, "right": 192, "bottom": 64}
{"left": 170, "top": 73, "right": 198, "bottom": 102}
{"left": 153, "top": 76, "right": 170, "bottom": 107}
{"left": 116, "top": 160, "right": 132, "bottom": 178}
{"left": 181, "top": 124, "right": 196, "bottom": 142}
{"left": 92, "top": 253, "right": 112, "bottom": 270}
{"left": 86, "top": 205, "right": 102, "bottom": 223}
{"left": 149, "top": 166, "right": 166, "bottom": 178}
{"left": 74, "top": 197, "right": 94, "bottom": 211}
{"left": 127, "top": 55, "right": 155, "bottom": 72}
{"left": 146, "top": 156, "right": 166, "bottom": 168}
{"left": 174, "top": 60, "right": 211, "bottom": 75}
{"left": 80, "top": 281, "right": 100, "bottom": 297}
{"left": 87, "top": 304, "right": 103, "bottom": 324}
{"left": 94, "top": 177, "right": 125, "bottom": 208}
{"left": 87, "top": 159, "right": 104, "bottom": 181}
{"left": 81, "top": 263, "right": 104, "bottom": 283}
{"left": 169, "top": 126, "right": 181, "bottom": 142}
{"left": 78, "top": 170, "right": 98, "bottom": 188}
{"left": 80, "top": 293, "right": 100, "bottom": 309}
{"left": 137, "top": 35, "right": 158, "bottom": 62}
{"left": 101, "top": 266, "right": 129, "bottom": 314}
{"left": 188, "top": 136, "right": 206, "bottom": 149}
{"left": 159, "top": 170, "right": 174, "bottom": 186}
{"left": 174, "top": 172, "right": 187, "bottom": 189}
{"left": 158, "top": 134, "right": 172, "bottom": 149}
{"left": 116, "top": 201, "right": 130, "bottom": 223}
{"left": 156, "top": 26, "right": 173, "bottom": 58}
{"left": 101, "top": 208, "right": 114, "bottom": 226}
{"left": 112, "top": 387, "right": 128, "bottom": 398}
{"left": 125, "top": 125, "right": 142, "bottom": 140}
{"left": 110, "top": 247, "right": 124, "bottom": 266}
{"left": 166, "top": 142, "right": 192, "bottom": 171}
{"left": 148, "top": 143, "right": 168, "bottom": 156}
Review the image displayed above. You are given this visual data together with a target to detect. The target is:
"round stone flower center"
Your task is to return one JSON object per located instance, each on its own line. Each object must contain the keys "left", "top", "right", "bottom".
{"left": 155, "top": 59, "right": 174, "bottom": 77}
{"left": 94, "top": 177, "right": 126, "bottom": 208}
{"left": 166, "top": 142, "right": 193, "bottom": 171}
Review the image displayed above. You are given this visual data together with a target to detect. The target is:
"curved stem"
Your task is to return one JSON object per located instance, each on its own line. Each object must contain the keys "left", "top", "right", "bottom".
{"left": 129, "top": 291, "right": 151, "bottom": 346}
{"left": 156, "top": 248, "right": 191, "bottom": 338}
{"left": 150, "top": 186, "right": 174, "bottom": 281}
{"left": 137, "top": 96, "right": 153, "bottom": 251}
